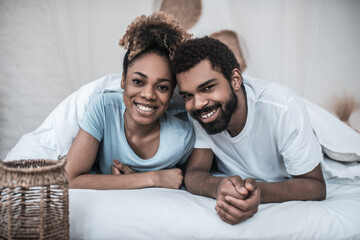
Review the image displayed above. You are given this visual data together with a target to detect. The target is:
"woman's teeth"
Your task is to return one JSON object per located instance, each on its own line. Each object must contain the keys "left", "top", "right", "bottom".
{"left": 200, "top": 109, "right": 216, "bottom": 119}
{"left": 136, "top": 103, "right": 156, "bottom": 112}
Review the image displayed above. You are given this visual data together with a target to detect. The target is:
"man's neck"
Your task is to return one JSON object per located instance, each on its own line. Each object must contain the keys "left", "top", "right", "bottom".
{"left": 226, "top": 85, "right": 247, "bottom": 137}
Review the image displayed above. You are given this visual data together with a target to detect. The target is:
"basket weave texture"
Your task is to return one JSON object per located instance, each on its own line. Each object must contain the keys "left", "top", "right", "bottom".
{"left": 0, "top": 158, "right": 69, "bottom": 240}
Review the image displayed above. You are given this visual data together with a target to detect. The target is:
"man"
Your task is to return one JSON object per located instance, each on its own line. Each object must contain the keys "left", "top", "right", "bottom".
{"left": 172, "top": 37, "right": 326, "bottom": 225}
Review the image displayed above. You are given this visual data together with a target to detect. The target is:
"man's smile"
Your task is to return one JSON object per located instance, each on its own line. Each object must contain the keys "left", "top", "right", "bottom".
{"left": 199, "top": 108, "right": 220, "bottom": 123}
{"left": 192, "top": 104, "right": 221, "bottom": 124}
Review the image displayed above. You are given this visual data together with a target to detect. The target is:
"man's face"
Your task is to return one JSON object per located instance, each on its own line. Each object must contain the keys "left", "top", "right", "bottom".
{"left": 176, "top": 60, "right": 238, "bottom": 135}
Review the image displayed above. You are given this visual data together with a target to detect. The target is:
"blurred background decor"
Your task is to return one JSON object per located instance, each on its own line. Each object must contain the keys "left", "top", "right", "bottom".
{"left": 1, "top": 0, "right": 359, "bottom": 158}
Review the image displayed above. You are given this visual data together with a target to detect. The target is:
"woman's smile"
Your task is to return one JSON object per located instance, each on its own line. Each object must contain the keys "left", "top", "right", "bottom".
{"left": 135, "top": 102, "right": 158, "bottom": 114}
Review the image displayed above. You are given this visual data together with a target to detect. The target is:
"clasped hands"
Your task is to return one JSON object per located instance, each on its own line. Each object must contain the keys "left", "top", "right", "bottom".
{"left": 215, "top": 176, "right": 261, "bottom": 225}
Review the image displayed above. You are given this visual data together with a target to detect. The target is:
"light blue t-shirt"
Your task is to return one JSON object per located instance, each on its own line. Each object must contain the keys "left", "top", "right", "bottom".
{"left": 79, "top": 91, "right": 195, "bottom": 174}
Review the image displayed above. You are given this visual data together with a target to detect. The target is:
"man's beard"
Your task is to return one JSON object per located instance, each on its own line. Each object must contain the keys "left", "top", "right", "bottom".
{"left": 191, "top": 89, "right": 238, "bottom": 135}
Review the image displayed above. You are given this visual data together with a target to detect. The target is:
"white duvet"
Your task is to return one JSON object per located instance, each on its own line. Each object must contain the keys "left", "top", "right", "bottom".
{"left": 69, "top": 179, "right": 360, "bottom": 240}
{"left": 4, "top": 74, "right": 360, "bottom": 239}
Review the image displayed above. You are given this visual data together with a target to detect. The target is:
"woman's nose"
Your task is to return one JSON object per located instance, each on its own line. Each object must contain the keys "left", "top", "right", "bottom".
{"left": 140, "top": 85, "right": 156, "bottom": 100}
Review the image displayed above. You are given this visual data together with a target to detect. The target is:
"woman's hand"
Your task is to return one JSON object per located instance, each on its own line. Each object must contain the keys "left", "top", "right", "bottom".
{"left": 111, "top": 159, "right": 136, "bottom": 175}
{"left": 154, "top": 168, "right": 183, "bottom": 189}
{"left": 111, "top": 159, "right": 183, "bottom": 189}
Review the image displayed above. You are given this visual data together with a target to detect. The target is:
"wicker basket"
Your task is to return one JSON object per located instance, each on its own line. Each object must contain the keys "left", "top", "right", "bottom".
{"left": 0, "top": 158, "right": 69, "bottom": 240}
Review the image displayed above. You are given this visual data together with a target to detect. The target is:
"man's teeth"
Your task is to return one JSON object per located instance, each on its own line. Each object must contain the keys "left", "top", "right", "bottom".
{"left": 200, "top": 109, "right": 216, "bottom": 119}
{"left": 137, "top": 104, "right": 155, "bottom": 112}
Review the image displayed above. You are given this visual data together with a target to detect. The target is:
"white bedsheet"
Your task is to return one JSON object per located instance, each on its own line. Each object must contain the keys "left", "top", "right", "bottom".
{"left": 69, "top": 179, "right": 360, "bottom": 240}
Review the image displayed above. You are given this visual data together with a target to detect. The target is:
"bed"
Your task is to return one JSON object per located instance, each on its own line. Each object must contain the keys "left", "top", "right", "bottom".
{"left": 5, "top": 74, "right": 360, "bottom": 239}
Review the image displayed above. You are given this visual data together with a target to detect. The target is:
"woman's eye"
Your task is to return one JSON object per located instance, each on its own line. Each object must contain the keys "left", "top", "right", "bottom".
{"left": 132, "top": 79, "right": 143, "bottom": 85}
{"left": 158, "top": 85, "right": 169, "bottom": 91}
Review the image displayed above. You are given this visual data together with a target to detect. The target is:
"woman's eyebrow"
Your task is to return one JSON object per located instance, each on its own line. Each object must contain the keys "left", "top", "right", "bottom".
{"left": 157, "top": 78, "right": 172, "bottom": 84}
{"left": 132, "top": 72, "right": 147, "bottom": 78}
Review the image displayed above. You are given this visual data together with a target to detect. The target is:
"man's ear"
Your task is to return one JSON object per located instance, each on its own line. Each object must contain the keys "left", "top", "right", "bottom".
{"left": 231, "top": 68, "right": 242, "bottom": 91}
{"left": 121, "top": 73, "right": 126, "bottom": 89}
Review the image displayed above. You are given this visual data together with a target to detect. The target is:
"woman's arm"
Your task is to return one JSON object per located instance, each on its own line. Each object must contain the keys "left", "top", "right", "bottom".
{"left": 65, "top": 129, "right": 183, "bottom": 190}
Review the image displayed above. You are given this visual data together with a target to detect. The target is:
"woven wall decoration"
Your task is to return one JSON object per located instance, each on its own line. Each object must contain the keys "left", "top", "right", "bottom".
{"left": 160, "top": 0, "right": 202, "bottom": 29}
{"left": 0, "top": 158, "right": 69, "bottom": 240}
{"left": 210, "top": 30, "right": 247, "bottom": 72}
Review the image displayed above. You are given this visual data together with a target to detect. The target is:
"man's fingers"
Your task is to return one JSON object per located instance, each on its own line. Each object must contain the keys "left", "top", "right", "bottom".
{"left": 224, "top": 189, "right": 260, "bottom": 212}
{"left": 215, "top": 201, "right": 253, "bottom": 225}
{"left": 244, "top": 178, "right": 256, "bottom": 192}
{"left": 228, "top": 176, "right": 249, "bottom": 196}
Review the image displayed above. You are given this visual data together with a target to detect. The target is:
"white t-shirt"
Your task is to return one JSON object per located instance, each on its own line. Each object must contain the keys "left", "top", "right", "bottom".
{"left": 191, "top": 76, "right": 322, "bottom": 182}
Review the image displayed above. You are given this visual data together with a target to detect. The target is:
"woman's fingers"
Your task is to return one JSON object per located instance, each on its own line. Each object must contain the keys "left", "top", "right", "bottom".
{"left": 111, "top": 165, "right": 122, "bottom": 175}
{"left": 112, "top": 159, "right": 136, "bottom": 174}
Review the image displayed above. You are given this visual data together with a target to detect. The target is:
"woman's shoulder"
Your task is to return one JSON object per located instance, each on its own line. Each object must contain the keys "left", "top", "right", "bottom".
{"left": 99, "top": 90, "right": 124, "bottom": 107}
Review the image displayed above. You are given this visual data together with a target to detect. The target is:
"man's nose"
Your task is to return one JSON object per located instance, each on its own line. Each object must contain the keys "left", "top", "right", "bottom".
{"left": 193, "top": 94, "right": 208, "bottom": 110}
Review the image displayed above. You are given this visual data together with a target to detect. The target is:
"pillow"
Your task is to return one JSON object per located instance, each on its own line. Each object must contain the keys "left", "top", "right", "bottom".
{"left": 303, "top": 98, "right": 360, "bottom": 162}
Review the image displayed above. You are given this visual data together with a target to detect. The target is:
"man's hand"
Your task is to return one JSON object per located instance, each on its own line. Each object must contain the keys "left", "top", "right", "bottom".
{"left": 111, "top": 159, "right": 136, "bottom": 175}
{"left": 215, "top": 176, "right": 249, "bottom": 201}
{"left": 215, "top": 178, "right": 261, "bottom": 225}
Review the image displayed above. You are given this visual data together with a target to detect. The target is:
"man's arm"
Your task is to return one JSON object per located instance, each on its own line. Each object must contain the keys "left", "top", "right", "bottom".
{"left": 257, "top": 163, "right": 326, "bottom": 203}
{"left": 184, "top": 148, "right": 220, "bottom": 198}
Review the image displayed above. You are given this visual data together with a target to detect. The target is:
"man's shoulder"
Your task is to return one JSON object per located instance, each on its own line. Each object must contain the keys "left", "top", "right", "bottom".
{"left": 243, "top": 75, "right": 299, "bottom": 110}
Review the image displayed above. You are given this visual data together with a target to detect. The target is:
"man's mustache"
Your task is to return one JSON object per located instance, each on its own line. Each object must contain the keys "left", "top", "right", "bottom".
{"left": 191, "top": 103, "right": 221, "bottom": 119}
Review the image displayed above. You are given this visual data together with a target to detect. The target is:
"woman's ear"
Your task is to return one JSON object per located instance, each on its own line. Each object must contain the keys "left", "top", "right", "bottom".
{"left": 231, "top": 68, "right": 242, "bottom": 91}
{"left": 121, "top": 73, "right": 126, "bottom": 89}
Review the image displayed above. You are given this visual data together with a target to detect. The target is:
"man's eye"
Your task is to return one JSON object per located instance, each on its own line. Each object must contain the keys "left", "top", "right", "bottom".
{"left": 182, "top": 94, "right": 191, "bottom": 100}
{"left": 203, "top": 85, "right": 214, "bottom": 91}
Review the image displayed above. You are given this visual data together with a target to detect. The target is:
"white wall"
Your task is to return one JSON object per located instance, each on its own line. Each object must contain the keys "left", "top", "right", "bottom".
{"left": 1, "top": 0, "right": 359, "bottom": 159}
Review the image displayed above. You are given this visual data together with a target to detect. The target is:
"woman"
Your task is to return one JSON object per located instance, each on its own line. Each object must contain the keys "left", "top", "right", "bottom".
{"left": 65, "top": 12, "right": 194, "bottom": 190}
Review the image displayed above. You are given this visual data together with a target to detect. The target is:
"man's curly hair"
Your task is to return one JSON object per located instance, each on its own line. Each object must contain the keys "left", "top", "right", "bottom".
{"left": 119, "top": 11, "right": 192, "bottom": 77}
{"left": 172, "top": 37, "right": 240, "bottom": 82}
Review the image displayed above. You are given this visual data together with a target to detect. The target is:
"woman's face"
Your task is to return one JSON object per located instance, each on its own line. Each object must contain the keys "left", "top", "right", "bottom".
{"left": 121, "top": 53, "right": 174, "bottom": 126}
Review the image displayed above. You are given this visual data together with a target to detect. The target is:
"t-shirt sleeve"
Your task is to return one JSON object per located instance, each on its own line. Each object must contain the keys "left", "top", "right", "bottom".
{"left": 177, "top": 125, "right": 196, "bottom": 165}
{"left": 188, "top": 114, "right": 211, "bottom": 149}
{"left": 79, "top": 94, "right": 105, "bottom": 142}
{"left": 276, "top": 97, "right": 322, "bottom": 176}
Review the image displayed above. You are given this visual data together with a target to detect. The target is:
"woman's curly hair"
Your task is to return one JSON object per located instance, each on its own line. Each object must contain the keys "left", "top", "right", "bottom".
{"left": 119, "top": 11, "right": 192, "bottom": 69}
{"left": 173, "top": 37, "right": 240, "bottom": 83}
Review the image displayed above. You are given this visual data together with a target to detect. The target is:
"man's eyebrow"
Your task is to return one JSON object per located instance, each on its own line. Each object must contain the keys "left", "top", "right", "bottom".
{"left": 179, "top": 78, "right": 217, "bottom": 95}
{"left": 197, "top": 78, "right": 217, "bottom": 89}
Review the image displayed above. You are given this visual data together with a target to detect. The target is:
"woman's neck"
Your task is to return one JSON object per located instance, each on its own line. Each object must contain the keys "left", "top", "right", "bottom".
{"left": 123, "top": 110, "right": 161, "bottom": 159}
